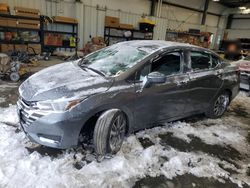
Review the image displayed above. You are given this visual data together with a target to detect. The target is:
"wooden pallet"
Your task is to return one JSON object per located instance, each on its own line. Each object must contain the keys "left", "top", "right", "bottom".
{"left": 16, "top": 19, "right": 40, "bottom": 29}
{"left": 14, "top": 6, "right": 40, "bottom": 18}
{"left": 53, "top": 16, "right": 78, "bottom": 24}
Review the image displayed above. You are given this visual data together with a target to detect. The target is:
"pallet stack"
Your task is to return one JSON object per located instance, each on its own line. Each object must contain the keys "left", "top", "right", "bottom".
{"left": 14, "top": 7, "right": 40, "bottom": 18}
{"left": 14, "top": 7, "right": 40, "bottom": 29}
{"left": 0, "top": 6, "right": 41, "bottom": 54}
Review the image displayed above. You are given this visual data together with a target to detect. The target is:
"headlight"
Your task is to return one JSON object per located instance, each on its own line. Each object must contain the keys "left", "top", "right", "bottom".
{"left": 34, "top": 98, "right": 85, "bottom": 112}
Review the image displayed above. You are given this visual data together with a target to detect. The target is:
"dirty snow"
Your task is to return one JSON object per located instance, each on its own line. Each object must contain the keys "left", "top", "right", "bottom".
{"left": 0, "top": 83, "right": 18, "bottom": 92}
{"left": 0, "top": 93, "right": 250, "bottom": 188}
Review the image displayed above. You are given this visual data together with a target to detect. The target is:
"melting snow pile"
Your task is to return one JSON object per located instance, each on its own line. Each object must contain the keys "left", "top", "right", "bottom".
{"left": 0, "top": 93, "right": 250, "bottom": 188}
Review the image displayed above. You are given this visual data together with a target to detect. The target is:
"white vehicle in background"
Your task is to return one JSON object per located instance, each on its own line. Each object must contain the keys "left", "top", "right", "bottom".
{"left": 234, "top": 55, "right": 250, "bottom": 91}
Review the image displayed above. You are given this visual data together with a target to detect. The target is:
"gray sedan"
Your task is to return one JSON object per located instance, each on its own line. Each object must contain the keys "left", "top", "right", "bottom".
{"left": 17, "top": 40, "right": 239, "bottom": 155}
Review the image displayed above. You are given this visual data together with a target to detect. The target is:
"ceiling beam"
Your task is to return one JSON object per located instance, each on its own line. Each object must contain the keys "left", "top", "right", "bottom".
{"left": 232, "top": 17, "right": 250, "bottom": 19}
{"left": 159, "top": 1, "right": 221, "bottom": 17}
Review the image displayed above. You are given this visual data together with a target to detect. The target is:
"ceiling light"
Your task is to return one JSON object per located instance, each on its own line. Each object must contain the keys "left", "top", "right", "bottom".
{"left": 239, "top": 6, "right": 246, "bottom": 10}
{"left": 213, "top": 0, "right": 220, "bottom": 1}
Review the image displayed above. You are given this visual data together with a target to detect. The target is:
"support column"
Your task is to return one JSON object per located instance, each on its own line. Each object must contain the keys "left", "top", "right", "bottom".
{"left": 150, "top": 0, "right": 156, "bottom": 16}
{"left": 201, "top": 0, "right": 209, "bottom": 25}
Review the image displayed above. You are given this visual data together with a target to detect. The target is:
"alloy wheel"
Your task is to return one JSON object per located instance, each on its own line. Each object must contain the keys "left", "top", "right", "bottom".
{"left": 213, "top": 94, "right": 229, "bottom": 117}
{"left": 109, "top": 114, "right": 126, "bottom": 152}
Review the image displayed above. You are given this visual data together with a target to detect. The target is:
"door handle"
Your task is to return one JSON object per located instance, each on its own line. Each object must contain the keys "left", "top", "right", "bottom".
{"left": 179, "top": 81, "right": 188, "bottom": 85}
{"left": 216, "top": 69, "right": 223, "bottom": 74}
{"left": 216, "top": 69, "right": 223, "bottom": 78}
{"left": 178, "top": 78, "right": 190, "bottom": 85}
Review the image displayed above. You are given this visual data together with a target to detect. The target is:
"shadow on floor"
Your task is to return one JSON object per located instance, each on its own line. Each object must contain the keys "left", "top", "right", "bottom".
{"left": 159, "top": 132, "right": 242, "bottom": 166}
{"left": 26, "top": 145, "right": 63, "bottom": 158}
{"left": 133, "top": 174, "right": 248, "bottom": 188}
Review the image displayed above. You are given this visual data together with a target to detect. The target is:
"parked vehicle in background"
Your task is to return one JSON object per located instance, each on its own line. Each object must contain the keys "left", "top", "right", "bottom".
{"left": 239, "top": 55, "right": 250, "bottom": 91}
{"left": 17, "top": 41, "right": 240, "bottom": 156}
{"left": 232, "top": 55, "right": 250, "bottom": 90}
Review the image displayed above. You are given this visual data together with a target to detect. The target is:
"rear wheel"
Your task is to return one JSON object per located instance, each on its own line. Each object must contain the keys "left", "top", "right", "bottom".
{"left": 94, "top": 109, "right": 127, "bottom": 156}
{"left": 206, "top": 92, "right": 230, "bottom": 118}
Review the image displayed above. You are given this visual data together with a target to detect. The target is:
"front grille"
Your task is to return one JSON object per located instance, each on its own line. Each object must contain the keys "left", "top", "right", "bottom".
{"left": 17, "top": 98, "right": 45, "bottom": 128}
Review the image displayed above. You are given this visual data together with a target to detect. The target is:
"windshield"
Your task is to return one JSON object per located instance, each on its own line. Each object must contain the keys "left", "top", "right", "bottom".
{"left": 79, "top": 44, "right": 151, "bottom": 76}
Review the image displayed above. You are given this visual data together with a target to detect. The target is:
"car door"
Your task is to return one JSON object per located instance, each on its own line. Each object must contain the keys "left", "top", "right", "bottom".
{"left": 185, "top": 50, "right": 224, "bottom": 112}
{"left": 132, "top": 50, "right": 190, "bottom": 130}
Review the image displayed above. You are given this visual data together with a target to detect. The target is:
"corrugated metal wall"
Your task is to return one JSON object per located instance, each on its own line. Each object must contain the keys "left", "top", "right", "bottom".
{"left": 1, "top": 0, "right": 226, "bottom": 49}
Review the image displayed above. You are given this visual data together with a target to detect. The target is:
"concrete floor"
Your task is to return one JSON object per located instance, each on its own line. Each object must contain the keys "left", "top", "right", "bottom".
{"left": 0, "top": 57, "right": 63, "bottom": 107}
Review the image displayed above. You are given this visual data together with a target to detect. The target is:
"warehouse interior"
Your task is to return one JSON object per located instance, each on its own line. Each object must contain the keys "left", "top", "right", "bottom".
{"left": 0, "top": 0, "right": 250, "bottom": 61}
{"left": 0, "top": 0, "right": 250, "bottom": 188}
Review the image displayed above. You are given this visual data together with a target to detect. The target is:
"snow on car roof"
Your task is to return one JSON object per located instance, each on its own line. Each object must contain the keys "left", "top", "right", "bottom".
{"left": 117, "top": 40, "right": 196, "bottom": 50}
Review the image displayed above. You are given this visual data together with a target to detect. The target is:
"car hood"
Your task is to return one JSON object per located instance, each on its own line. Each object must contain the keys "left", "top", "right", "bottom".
{"left": 19, "top": 60, "right": 113, "bottom": 101}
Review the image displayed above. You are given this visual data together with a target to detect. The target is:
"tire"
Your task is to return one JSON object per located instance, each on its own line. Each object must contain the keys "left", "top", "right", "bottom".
{"left": 205, "top": 91, "right": 230, "bottom": 119}
{"left": 94, "top": 109, "right": 127, "bottom": 156}
{"left": 10, "top": 72, "right": 20, "bottom": 82}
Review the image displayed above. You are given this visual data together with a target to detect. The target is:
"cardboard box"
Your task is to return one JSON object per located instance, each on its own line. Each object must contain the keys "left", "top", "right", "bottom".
{"left": 0, "top": 44, "right": 14, "bottom": 53}
{"left": 53, "top": 16, "right": 78, "bottom": 24}
{"left": 0, "top": 18, "right": 17, "bottom": 27}
{"left": 14, "top": 6, "right": 40, "bottom": 18}
{"left": 0, "top": 11, "right": 10, "bottom": 15}
{"left": 105, "top": 16, "right": 119, "bottom": 28}
{"left": 8, "top": 19, "right": 17, "bottom": 27}
{"left": 28, "top": 44, "right": 41, "bottom": 54}
{"left": 44, "top": 33, "right": 62, "bottom": 46}
{"left": 0, "top": 18, "right": 8, "bottom": 27}
{"left": 91, "top": 36, "right": 105, "bottom": 45}
{"left": 15, "top": 44, "right": 27, "bottom": 52}
{"left": 119, "top": 23, "right": 134, "bottom": 30}
{"left": 17, "top": 19, "right": 40, "bottom": 29}
{"left": 0, "top": 3, "right": 8, "bottom": 12}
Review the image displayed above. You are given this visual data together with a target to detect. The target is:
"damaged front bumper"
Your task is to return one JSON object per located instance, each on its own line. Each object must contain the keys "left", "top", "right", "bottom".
{"left": 17, "top": 98, "right": 83, "bottom": 149}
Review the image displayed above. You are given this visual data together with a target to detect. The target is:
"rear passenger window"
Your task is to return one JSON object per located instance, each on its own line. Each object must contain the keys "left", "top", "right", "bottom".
{"left": 191, "top": 51, "right": 211, "bottom": 70}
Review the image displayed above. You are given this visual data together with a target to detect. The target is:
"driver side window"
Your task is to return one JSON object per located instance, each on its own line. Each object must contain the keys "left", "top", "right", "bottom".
{"left": 151, "top": 52, "right": 181, "bottom": 76}
{"left": 136, "top": 52, "right": 182, "bottom": 81}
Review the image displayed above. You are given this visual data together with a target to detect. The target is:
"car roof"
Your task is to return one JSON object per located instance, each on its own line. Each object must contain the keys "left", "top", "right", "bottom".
{"left": 117, "top": 40, "right": 198, "bottom": 50}
{"left": 117, "top": 40, "right": 219, "bottom": 57}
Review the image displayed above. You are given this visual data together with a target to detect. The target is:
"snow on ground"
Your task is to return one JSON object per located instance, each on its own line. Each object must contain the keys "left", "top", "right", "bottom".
{"left": 0, "top": 93, "right": 250, "bottom": 188}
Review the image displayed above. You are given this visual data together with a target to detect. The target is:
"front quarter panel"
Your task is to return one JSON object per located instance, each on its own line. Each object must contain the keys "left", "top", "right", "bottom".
{"left": 74, "top": 80, "right": 136, "bottom": 133}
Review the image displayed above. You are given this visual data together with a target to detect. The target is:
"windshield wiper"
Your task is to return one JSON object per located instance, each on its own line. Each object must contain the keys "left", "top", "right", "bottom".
{"left": 78, "top": 57, "right": 89, "bottom": 66}
{"left": 79, "top": 64, "right": 106, "bottom": 77}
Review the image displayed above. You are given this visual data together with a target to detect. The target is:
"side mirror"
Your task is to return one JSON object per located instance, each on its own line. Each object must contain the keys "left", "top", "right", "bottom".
{"left": 142, "top": 72, "right": 166, "bottom": 89}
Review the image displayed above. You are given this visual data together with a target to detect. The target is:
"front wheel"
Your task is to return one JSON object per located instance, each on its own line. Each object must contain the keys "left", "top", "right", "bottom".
{"left": 205, "top": 92, "right": 230, "bottom": 118}
{"left": 94, "top": 109, "right": 127, "bottom": 156}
